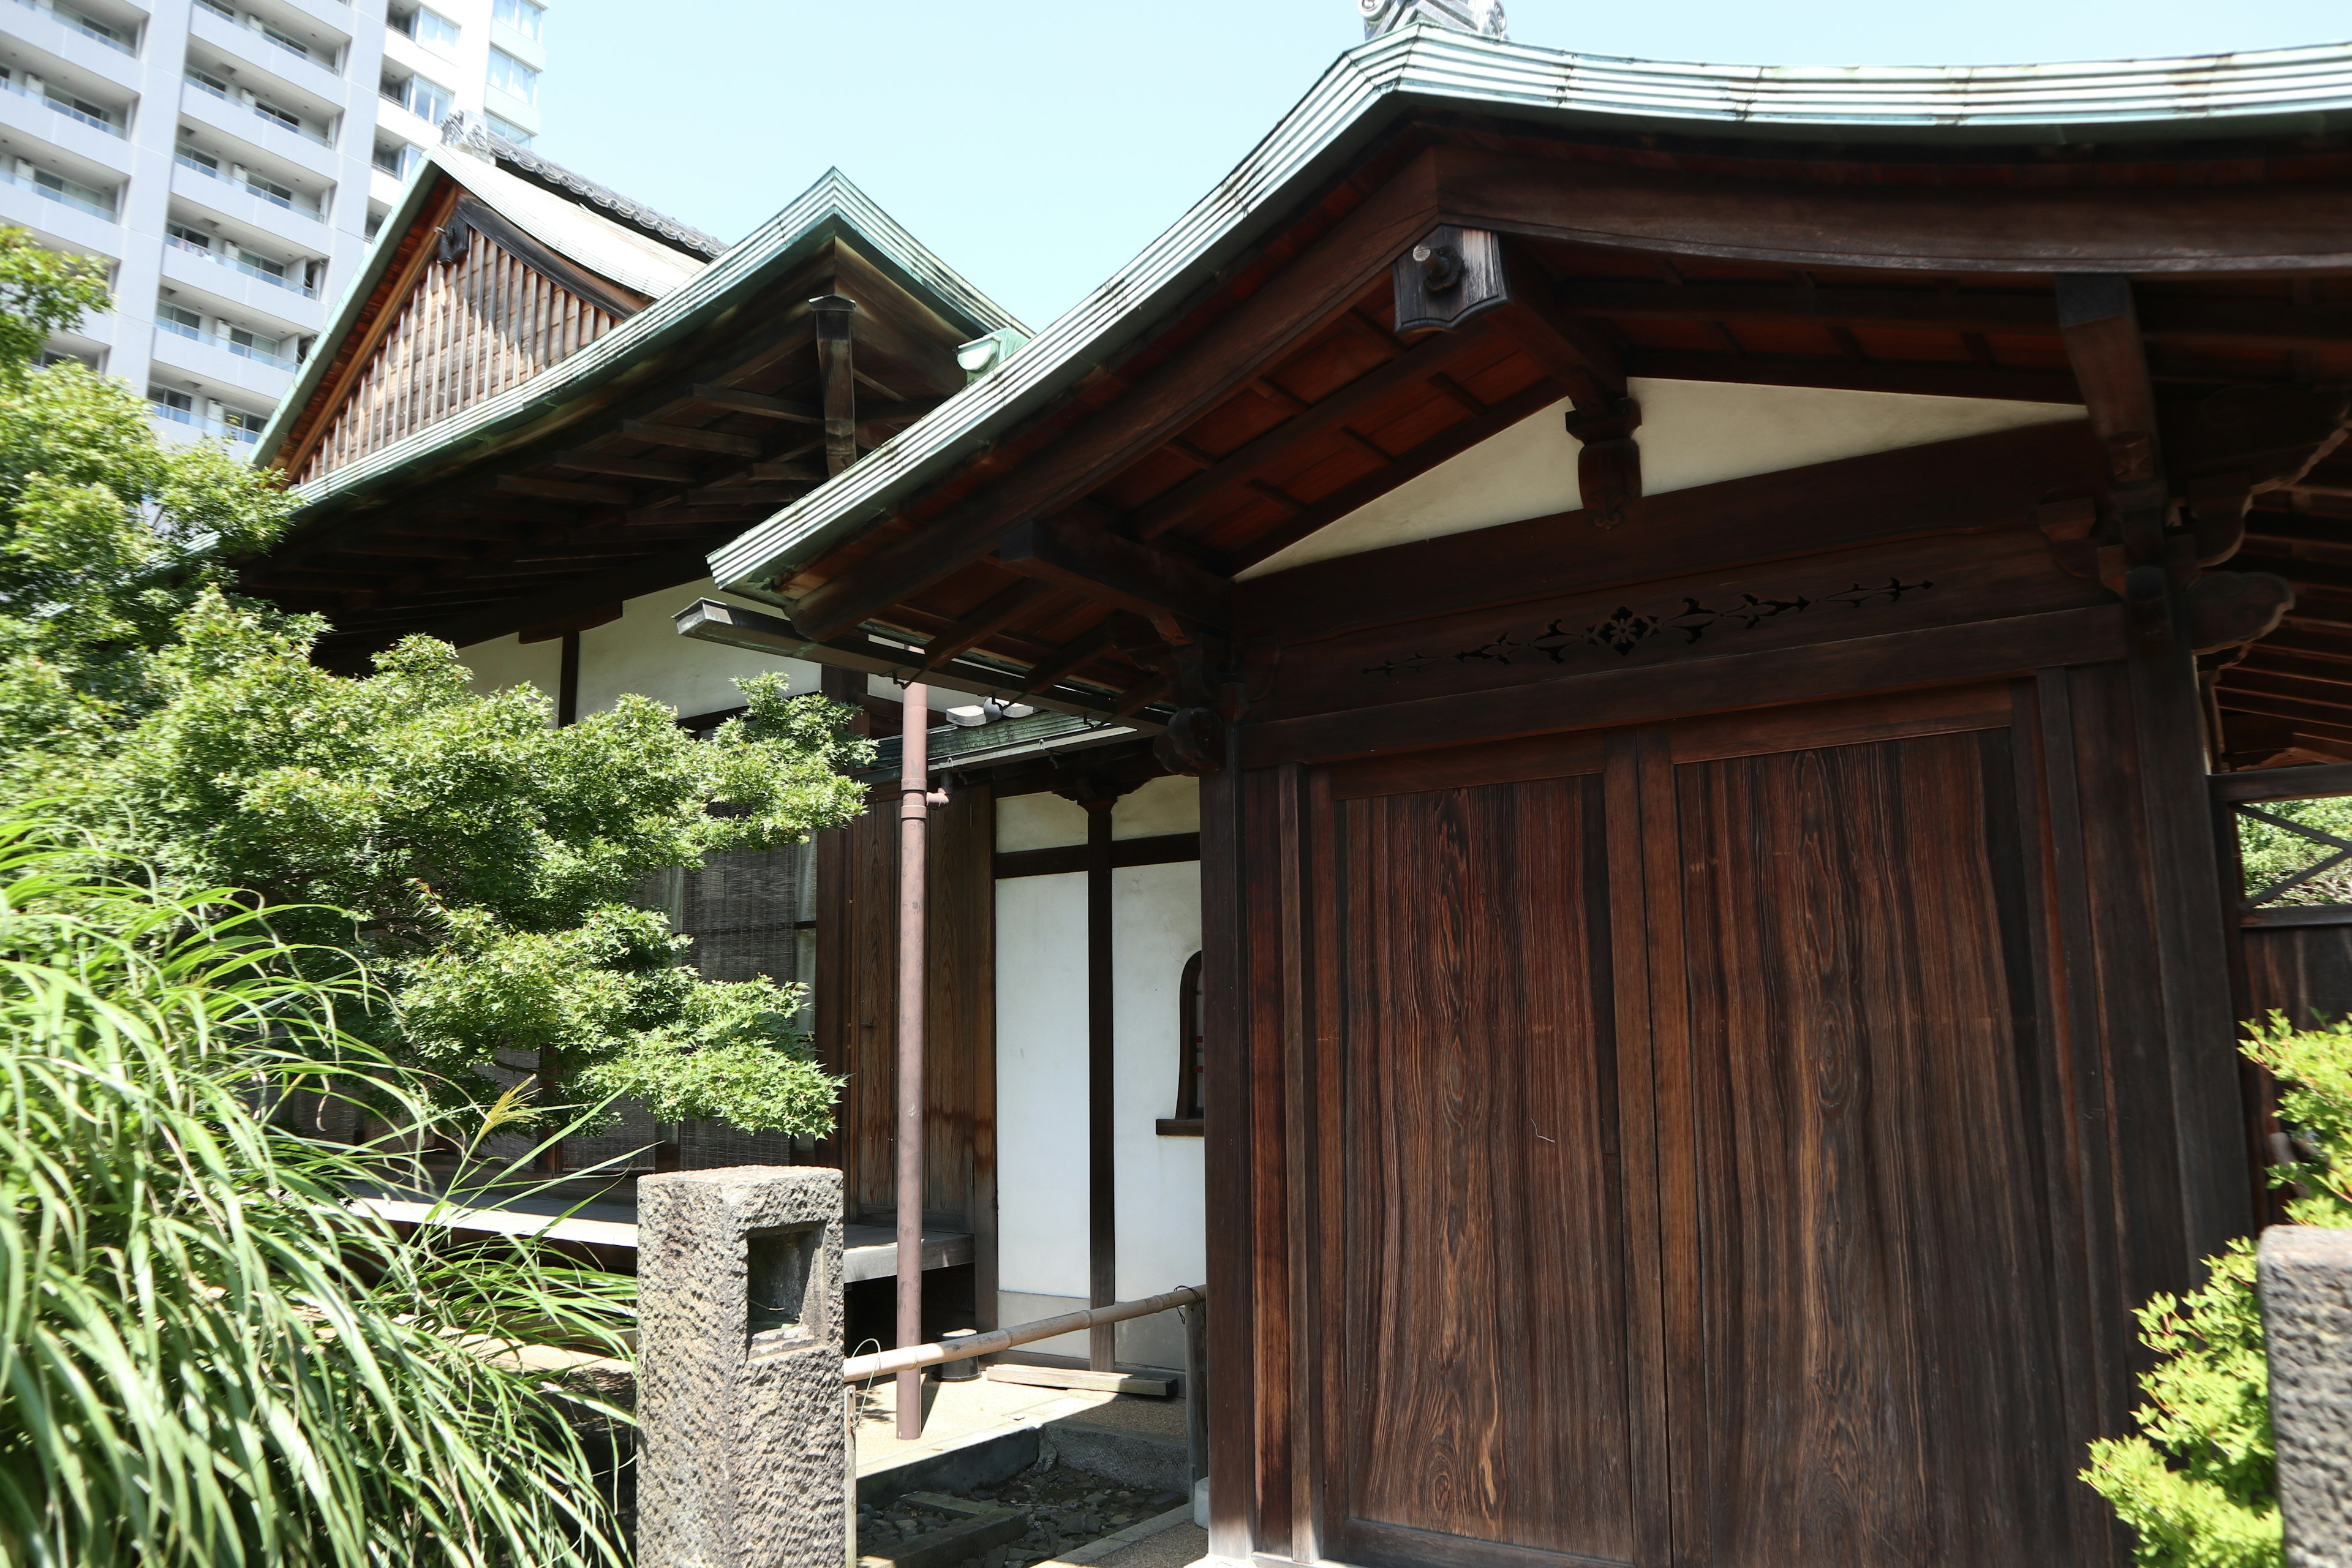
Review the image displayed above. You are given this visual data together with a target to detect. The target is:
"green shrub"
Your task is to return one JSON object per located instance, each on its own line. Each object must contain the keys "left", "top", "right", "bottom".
{"left": 0, "top": 815, "right": 638, "bottom": 1567}
{"left": 2083, "top": 1016, "right": 2352, "bottom": 1567}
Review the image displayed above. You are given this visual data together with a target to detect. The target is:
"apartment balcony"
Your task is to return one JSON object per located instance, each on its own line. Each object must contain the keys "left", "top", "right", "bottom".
{"left": 159, "top": 233, "right": 322, "bottom": 333}
{"left": 170, "top": 156, "right": 327, "bottom": 235}
{"left": 178, "top": 78, "right": 337, "bottom": 178}
{"left": 148, "top": 317, "right": 297, "bottom": 401}
{"left": 0, "top": 166, "right": 119, "bottom": 257}
{"left": 266, "top": 0, "right": 360, "bottom": 39}
{"left": 186, "top": 4, "right": 346, "bottom": 100}
{"left": 148, "top": 399, "right": 263, "bottom": 448}
{"left": 0, "top": 76, "right": 133, "bottom": 173}
{"left": 0, "top": 0, "right": 144, "bottom": 91}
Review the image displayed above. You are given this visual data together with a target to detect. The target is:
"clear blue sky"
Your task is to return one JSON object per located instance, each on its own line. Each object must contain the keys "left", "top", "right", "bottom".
{"left": 534, "top": 1, "right": 2351, "bottom": 330}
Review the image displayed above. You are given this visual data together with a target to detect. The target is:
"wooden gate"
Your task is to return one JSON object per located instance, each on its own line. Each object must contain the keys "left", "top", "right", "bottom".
{"left": 1225, "top": 674, "right": 2241, "bottom": 1568}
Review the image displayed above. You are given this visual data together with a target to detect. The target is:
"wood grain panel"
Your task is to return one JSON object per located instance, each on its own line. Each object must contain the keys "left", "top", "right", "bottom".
{"left": 1327, "top": 771, "right": 1654, "bottom": 1568}
{"left": 1668, "top": 728, "right": 2081, "bottom": 1566}
{"left": 1262, "top": 528, "right": 2105, "bottom": 725}
{"left": 2246, "top": 922, "right": 2352, "bottom": 1030}
{"left": 828, "top": 782, "right": 994, "bottom": 1229}
{"left": 296, "top": 230, "right": 627, "bottom": 482}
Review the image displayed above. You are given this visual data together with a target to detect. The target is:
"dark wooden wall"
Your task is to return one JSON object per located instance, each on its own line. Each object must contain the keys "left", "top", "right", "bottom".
{"left": 814, "top": 777, "right": 997, "bottom": 1318}
{"left": 2245, "top": 918, "right": 2352, "bottom": 1029}
{"left": 1202, "top": 490, "right": 2253, "bottom": 1568}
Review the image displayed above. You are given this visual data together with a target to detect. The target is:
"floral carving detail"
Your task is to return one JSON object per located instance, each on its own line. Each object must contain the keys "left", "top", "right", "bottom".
{"left": 1363, "top": 577, "right": 1934, "bottom": 679}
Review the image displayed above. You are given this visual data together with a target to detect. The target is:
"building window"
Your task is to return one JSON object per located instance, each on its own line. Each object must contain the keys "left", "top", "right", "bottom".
{"left": 492, "top": 0, "right": 543, "bottom": 40}
{"left": 486, "top": 48, "right": 537, "bottom": 106}
{"left": 392, "top": 4, "right": 459, "bottom": 53}
{"left": 1158, "top": 951, "right": 1205, "bottom": 1136}
{"left": 381, "top": 70, "right": 451, "bottom": 124}
{"left": 483, "top": 113, "right": 532, "bottom": 147}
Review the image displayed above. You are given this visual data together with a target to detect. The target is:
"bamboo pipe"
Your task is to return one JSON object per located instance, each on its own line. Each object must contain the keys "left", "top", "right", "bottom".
{"left": 843, "top": 1286, "right": 1206, "bottom": 1382}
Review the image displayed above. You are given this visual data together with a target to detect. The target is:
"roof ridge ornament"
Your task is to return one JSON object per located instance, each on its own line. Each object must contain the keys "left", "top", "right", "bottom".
{"left": 1360, "top": 0, "right": 1506, "bottom": 40}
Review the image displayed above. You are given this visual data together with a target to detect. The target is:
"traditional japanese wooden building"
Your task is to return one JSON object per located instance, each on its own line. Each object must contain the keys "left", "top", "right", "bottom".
{"left": 680, "top": 18, "right": 2352, "bottom": 1568}
{"left": 244, "top": 17, "right": 2352, "bottom": 1566}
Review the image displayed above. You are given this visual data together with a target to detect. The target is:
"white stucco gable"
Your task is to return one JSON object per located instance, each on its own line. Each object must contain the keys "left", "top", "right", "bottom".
{"left": 1237, "top": 378, "right": 2089, "bottom": 579}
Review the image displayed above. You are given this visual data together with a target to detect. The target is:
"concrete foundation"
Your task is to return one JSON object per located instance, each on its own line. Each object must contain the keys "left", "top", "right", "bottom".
{"left": 638, "top": 1166, "right": 848, "bottom": 1568}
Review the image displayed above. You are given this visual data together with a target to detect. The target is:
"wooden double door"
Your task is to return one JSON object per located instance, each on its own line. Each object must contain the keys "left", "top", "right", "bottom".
{"left": 1303, "top": 685, "right": 2102, "bottom": 1568}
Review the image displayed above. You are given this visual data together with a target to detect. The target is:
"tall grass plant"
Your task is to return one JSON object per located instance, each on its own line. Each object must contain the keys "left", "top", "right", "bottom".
{"left": 0, "top": 815, "right": 638, "bottom": 1567}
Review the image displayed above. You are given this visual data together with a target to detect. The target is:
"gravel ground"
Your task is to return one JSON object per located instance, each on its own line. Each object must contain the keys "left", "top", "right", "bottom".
{"left": 859, "top": 1466, "right": 1185, "bottom": 1568}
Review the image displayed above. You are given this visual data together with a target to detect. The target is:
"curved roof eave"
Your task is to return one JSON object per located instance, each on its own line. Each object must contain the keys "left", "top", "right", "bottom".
{"left": 705, "top": 25, "right": 2352, "bottom": 598}
{"left": 265, "top": 167, "right": 1027, "bottom": 504}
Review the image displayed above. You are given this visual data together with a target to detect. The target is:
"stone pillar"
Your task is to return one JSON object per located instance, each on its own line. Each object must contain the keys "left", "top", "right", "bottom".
{"left": 2261, "top": 1225, "right": 2352, "bottom": 1568}
{"left": 639, "top": 1167, "right": 846, "bottom": 1568}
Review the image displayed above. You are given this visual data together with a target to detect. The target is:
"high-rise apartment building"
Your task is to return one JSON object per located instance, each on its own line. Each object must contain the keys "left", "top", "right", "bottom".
{"left": 0, "top": 0, "right": 546, "bottom": 446}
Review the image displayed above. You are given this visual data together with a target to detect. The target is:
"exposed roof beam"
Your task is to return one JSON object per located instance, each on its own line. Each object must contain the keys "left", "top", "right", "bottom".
{"left": 2056, "top": 274, "right": 2165, "bottom": 478}
{"left": 496, "top": 475, "right": 633, "bottom": 505}
{"left": 1019, "top": 618, "right": 1128, "bottom": 696}
{"left": 922, "top": 579, "right": 1061, "bottom": 670}
{"left": 1558, "top": 278, "right": 2057, "bottom": 333}
{"left": 1619, "top": 350, "right": 2079, "bottom": 405}
{"left": 1552, "top": 277, "right": 2352, "bottom": 349}
{"left": 619, "top": 420, "right": 763, "bottom": 458}
{"left": 693, "top": 385, "right": 822, "bottom": 422}
{"left": 780, "top": 156, "right": 1444, "bottom": 641}
{"left": 1121, "top": 318, "right": 1504, "bottom": 540}
{"left": 1431, "top": 144, "right": 2352, "bottom": 273}
{"left": 554, "top": 451, "right": 698, "bottom": 483}
{"left": 1228, "top": 377, "right": 1566, "bottom": 572}
{"left": 998, "top": 514, "right": 1234, "bottom": 628}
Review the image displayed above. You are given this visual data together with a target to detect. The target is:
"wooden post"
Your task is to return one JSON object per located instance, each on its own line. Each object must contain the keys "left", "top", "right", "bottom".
{"left": 812, "top": 295, "right": 858, "bottom": 478}
{"left": 1185, "top": 1299, "right": 1209, "bottom": 1488}
{"left": 1085, "top": 796, "right": 1117, "bottom": 1370}
{"left": 556, "top": 629, "right": 581, "bottom": 726}
{"left": 895, "top": 682, "right": 931, "bottom": 1438}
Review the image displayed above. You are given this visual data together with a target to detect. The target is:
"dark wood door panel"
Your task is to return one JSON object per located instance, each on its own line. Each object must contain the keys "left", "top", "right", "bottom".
{"left": 1668, "top": 728, "right": 2079, "bottom": 1567}
{"left": 1329, "top": 772, "right": 1659, "bottom": 1568}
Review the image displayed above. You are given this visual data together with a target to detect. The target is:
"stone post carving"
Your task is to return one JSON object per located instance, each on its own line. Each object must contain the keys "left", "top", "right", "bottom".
{"left": 2261, "top": 1226, "right": 2352, "bottom": 1568}
{"left": 638, "top": 1167, "right": 847, "bottom": 1568}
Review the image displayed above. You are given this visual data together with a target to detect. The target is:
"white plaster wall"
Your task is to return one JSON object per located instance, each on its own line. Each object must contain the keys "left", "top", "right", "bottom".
{"left": 998, "top": 792, "right": 1090, "bottom": 851}
{"left": 454, "top": 633, "right": 562, "bottom": 704}
{"left": 992, "top": 783, "right": 1205, "bottom": 1369}
{"left": 1240, "top": 377, "right": 2089, "bottom": 579}
{"left": 1111, "top": 859, "right": 1205, "bottom": 1369}
{"left": 995, "top": 869, "right": 1091, "bottom": 1314}
{"left": 1115, "top": 775, "right": 1199, "bottom": 840}
{"left": 453, "top": 576, "right": 819, "bottom": 720}
{"left": 576, "top": 577, "right": 817, "bottom": 719}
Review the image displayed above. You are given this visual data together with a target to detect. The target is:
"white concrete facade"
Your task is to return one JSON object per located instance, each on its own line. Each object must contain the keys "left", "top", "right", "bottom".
{"left": 0, "top": 0, "right": 548, "bottom": 445}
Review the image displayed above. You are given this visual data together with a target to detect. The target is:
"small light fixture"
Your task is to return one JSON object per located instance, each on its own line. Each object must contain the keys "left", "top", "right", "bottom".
{"left": 943, "top": 698, "right": 1037, "bottom": 728}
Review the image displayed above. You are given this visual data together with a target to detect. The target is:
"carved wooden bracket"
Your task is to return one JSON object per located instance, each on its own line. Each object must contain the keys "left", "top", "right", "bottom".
{"left": 1128, "top": 624, "right": 1278, "bottom": 777}
{"left": 2183, "top": 570, "right": 2294, "bottom": 655}
{"left": 1565, "top": 396, "right": 1642, "bottom": 529}
{"left": 2035, "top": 383, "right": 2347, "bottom": 657}
{"left": 1393, "top": 225, "right": 1509, "bottom": 334}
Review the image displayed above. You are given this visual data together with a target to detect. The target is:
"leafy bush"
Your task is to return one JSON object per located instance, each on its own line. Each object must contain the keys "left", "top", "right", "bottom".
{"left": 2083, "top": 1016, "right": 2352, "bottom": 1567}
{"left": 0, "top": 226, "right": 873, "bottom": 1136}
{"left": 0, "top": 816, "right": 638, "bottom": 1567}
